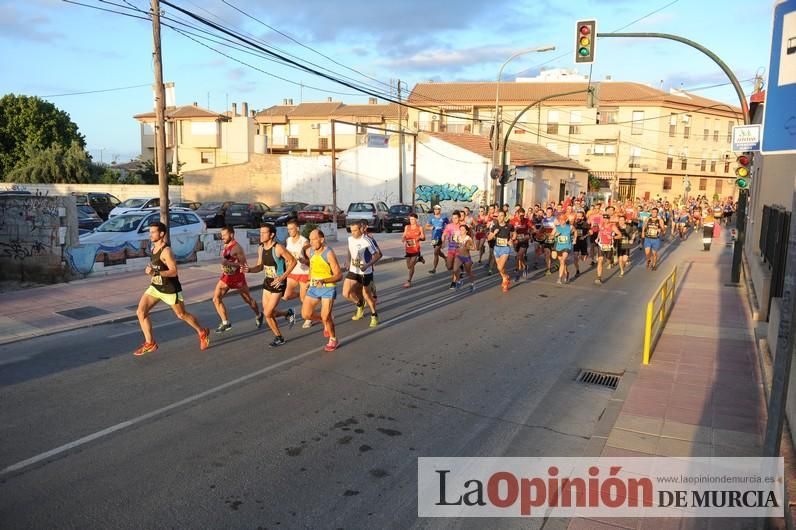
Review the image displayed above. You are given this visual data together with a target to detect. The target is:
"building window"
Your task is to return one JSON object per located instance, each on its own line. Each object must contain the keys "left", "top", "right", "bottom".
{"left": 547, "top": 110, "right": 559, "bottom": 135}
{"left": 568, "top": 143, "right": 580, "bottom": 157}
{"left": 683, "top": 115, "right": 691, "bottom": 138}
{"left": 568, "top": 111, "right": 582, "bottom": 134}
{"left": 699, "top": 178, "right": 707, "bottom": 191}
{"left": 710, "top": 151, "right": 717, "bottom": 172}
{"left": 669, "top": 114, "right": 677, "bottom": 137}
{"left": 599, "top": 108, "right": 618, "bottom": 124}
{"left": 703, "top": 117, "right": 710, "bottom": 140}
{"left": 681, "top": 147, "right": 688, "bottom": 170}
{"left": 593, "top": 141, "right": 616, "bottom": 156}
{"left": 631, "top": 111, "right": 644, "bottom": 135}
{"left": 318, "top": 137, "right": 329, "bottom": 150}
{"left": 200, "top": 151, "right": 214, "bottom": 164}
{"left": 700, "top": 151, "right": 707, "bottom": 172}
{"left": 715, "top": 179, "right": 723, "bottom": 196}
{"left": 713, "top": 119, "right": 720, "bottom": 142}
{"left": 666, "top": 146, "right": 674, "bottom": 169}
{"left": 727, "top": 121, "right": 734, "bottom": 142}
{"left": 663, "top": 177, "right": 672, "bottom": 190}
{"left": 629, "top": 146, "right": 641, "bottom": 168}
{"left": 288, "top": 137, "right": 299, "bottom": 149}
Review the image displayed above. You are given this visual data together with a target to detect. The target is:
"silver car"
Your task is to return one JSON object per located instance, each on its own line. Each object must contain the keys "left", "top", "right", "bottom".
{"left": 345, "top": 201, "right": 389, "bottom": 233}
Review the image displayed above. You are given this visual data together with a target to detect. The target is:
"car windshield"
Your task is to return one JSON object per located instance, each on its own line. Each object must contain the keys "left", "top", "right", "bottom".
{"left": 269, "top": 205, "right": 295, "bottom": 212}
{"left": 349, "top": 203, "right": 374, "bottom": 213}
{"left": 78, "top": 205, "right": 96, "bottom": 216}
{"left": 304, "top": 205, "right": 326, "bottom": 212}
{"left": 389, "top": 205, "right": 411, "bottom": 214}
{"left": 119, "top": 198, "right": 148, "bottom": 208}
{"left": 229, "top": 204, "right": 249, "bottom": 212}
{"left": 73, "top": 195, "right": 88, "bottom": 205}
{"left": 199, "top": 202, "right": 221, "bottom": 210}
{"left": 96, "top": 214, "right": 146, "bottom": 232}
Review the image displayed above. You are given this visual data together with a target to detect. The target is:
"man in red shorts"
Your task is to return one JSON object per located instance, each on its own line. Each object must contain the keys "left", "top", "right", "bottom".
{"left": 212, "top": 225, "right": 263, "bottom": 333}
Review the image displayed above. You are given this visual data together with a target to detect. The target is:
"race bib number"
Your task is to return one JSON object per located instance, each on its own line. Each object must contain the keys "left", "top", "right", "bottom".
{"left": 557, "top": 235, "right": 569, "bottom": 244}
{"left": 222, "top": 264, "right": 237, "bottom": 275}
{"left": 264, "top": 265, "right": 277, "bottom": 278}
{"left": 575, "top": 229, "right": 583, "bottom": 237}
{"left": 151, "top": 274, "right": 163, "bottom": 286}
{"left": 600, "top": 244, "right": 614, "bottom": 252}
{"left": 406, "top": 239, "right": 417, "bottom": 248}
{"left": 496, "top": 237, "right": 509, "bottom": 246}
{"left": 431, "top": 239, "right": 440, "bottom": 247}
{"left": 647, "top": 227, "right": 659, "bottom": 238}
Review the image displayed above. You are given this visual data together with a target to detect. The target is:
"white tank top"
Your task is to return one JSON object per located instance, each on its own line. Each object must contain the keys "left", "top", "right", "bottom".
{"left": 286, "top": 235, "right": 310, "bottom": 275}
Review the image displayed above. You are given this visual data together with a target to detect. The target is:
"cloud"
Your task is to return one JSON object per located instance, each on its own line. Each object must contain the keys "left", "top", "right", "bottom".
{"left": 0, "top": 4, "right": 64, "bottom": 42}
{"left": 380, "top": 45, "right": 519, "bottom": 72}
{"left": 227, "top": 67, "right": 247, "bottom": 81}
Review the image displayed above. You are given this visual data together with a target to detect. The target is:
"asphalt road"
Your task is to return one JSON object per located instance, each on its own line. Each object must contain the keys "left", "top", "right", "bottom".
{"left": 0, "top": 234, "right": 707, "bottom": 529}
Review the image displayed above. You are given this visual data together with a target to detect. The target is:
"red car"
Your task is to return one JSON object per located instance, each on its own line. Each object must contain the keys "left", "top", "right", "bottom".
{"left": 298, "top": 204, "right": 347, "bottom": 228}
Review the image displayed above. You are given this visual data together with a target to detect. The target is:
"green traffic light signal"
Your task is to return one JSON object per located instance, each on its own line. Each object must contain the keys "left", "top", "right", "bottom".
{"left": 735, "top": 177, "right": 749, "bottom": 189}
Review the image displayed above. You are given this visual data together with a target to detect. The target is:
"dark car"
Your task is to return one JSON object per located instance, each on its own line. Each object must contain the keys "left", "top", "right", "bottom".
{"left": 77, "top": 205, "right": 103, "bottom": 232}
{"left": 196, "top": 201, "right": 235, "bottom": 228}
{"left": 71, "top": 192, "right": 121, "bottom": 220}
{"left": 174, "top": 200, "right": 201, "bottom": 210}
{"left": 224, "top": 202, "right": 270, "bottom": 228}
{"left": 0, "top": 190, "right": 31, "bottom": 195}
{"left": 297, "top": 204, "right": 346, "bottom": 228}
{"left": 384, "top": 204, "right": 419, "bottom": 233}
{"left": 261, "top": 202, "right": 309, "bottom": 226}
{"left": 345, "top": 201, "right": 389, "bottom": 232}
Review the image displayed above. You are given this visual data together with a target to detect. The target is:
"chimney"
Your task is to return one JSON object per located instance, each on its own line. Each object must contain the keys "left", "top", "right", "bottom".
{"left": 193, "top": 101, "right": 198, "bottom": 107}
{"left": 250, "top": 110, "right": 256, "bottom": 118}
{"left": 242, "top": 102, "right": 248, "bottom": 116}
{"left": 288, "top": 98, "right": 293, "bottom": 105}
{"left": 327, "top": 97, "right": 332, "bottom": 102}
{"left": 283, "top": 98, "right": 288, "bottom": 105}
{"left": 368, "top": 97, "right": 377, "bottom": 104}
{"left": 232, "top": 102, "right": 237, "bottom": 116}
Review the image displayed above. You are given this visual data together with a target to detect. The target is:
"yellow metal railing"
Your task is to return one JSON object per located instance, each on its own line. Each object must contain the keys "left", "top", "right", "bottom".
{"left": 642, "top": 266, "right": 678, "bottom": 365}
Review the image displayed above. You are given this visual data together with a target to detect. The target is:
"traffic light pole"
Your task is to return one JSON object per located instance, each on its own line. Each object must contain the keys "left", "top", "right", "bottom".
{"left": 595, "top": 32, "right": 750, "bottom": 283}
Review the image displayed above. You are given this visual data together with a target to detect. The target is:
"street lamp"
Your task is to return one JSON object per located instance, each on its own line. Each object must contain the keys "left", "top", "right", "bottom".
{"left": 490, "top": 44, "right": 555, "bottom": 203}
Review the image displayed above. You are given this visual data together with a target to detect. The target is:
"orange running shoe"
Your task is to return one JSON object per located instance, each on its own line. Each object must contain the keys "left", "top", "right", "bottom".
{"left": 501, "top": 280, "right": 510, "bottom": 293}
{"left": 324, "top": 338, "right": 338, "bottom": 352}
{"left": 199, "top": 328, "right": 210, "bottom": 350}
{"left": 134, "top": 342, "right": 158, "bottom": 356}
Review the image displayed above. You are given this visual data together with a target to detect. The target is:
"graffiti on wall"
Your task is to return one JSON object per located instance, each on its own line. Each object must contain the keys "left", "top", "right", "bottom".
{"left": 415, "top": 183, "right": 485, "bottom": 208}
{"left": 0, "top": 239, "right": 46, "bottom": 260}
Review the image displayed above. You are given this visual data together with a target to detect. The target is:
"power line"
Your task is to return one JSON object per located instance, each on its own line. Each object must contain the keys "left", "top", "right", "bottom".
{"left": 41, "top": 83, "right": 152, "bottom": 97}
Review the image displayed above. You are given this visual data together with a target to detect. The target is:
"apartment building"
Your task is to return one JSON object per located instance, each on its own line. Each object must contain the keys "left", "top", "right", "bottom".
{"left": 134, "top": 102, "right": 257, "bottom": 174}
{"left": 406, "top": 81, "right": 743, "bottom": 201}
{"left": 254, "top": 98, "right": 405, "bottom": 153}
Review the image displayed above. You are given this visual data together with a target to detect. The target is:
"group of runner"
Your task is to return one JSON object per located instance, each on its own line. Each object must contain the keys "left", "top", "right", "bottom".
{"left": 131, "top": 195, "right": 734, "bottom": 356}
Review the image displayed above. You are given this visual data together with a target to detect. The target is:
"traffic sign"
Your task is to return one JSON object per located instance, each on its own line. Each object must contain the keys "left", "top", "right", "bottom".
{"left": 366, "top": 133, "right": 389, "bottom": 148}
{"left": 732, "top": 124, "right": 761, "bottom": 152}
{"left": 761, "top": 0, "right": 796, "bottom": 154}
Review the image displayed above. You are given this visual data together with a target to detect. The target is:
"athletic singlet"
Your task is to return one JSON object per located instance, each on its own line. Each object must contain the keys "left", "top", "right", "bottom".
{"left": 221, "top": 240, "right": 241, "bottom": 275}
{"left": 574, "top": 219, "right": 589, "bottom": 240}
{"left": 493, "top": 223, "right": 513, "bottom": 247}
{"left": 512, "top": 217, "right": 531, "bottom": 241}
{"left": 404, "top": 224, "right": 422, "bottom": 253}
{"left": 286, "top": 235, "right": 310, "bottom": 275}
{"left": 542, "top": 216, "right": 557, "bottom": 242}
{"left": 150, "top": 245, "right": 181, "bottom": 294}
{"left": 619, "top": 225, "right": 635, "bottom": 248}
{"left": 713, "top": 206, "right": 723, "bottom": 219}
{"left": 589, "top": 212, "right": 603, "bottom": 234}
{"left": 443, "top": 223, "right": 460, "bottom": 251}
{"left": 554, "top": 224, "right": 573, "bottom": 248}
{"left": 457, "top": 235, "right": 472, "bottom": 256}
{"left": 645, "top": 218, "right": 663, "bottom": 239}
{"left": 475, "top": 215, "right": 488, "bottom": 233}
{"left": 598, "top": 222, "right": 615, "bottom": 247}
{"left": 260, "top": 243, "right": 286, "bottom": 281}
{"left": 309, "top": 247, "right": 336, "bottom": 287}
{"left": 428, "top": 215, "right": 447, "bottom": 242}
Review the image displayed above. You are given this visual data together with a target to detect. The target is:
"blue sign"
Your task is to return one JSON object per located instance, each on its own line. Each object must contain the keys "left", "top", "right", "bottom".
{"left": 761, "top": 0, "right": 796, "bottom": 154}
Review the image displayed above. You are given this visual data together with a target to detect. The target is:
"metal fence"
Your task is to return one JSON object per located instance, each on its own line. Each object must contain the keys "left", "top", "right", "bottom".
{"left": 759, "top": 205, "right": 791, "bottom": 316}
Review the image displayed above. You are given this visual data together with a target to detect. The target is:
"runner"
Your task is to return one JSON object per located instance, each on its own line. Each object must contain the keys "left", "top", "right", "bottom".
{"left": 594, "top": 211, "right": 620, "bottom": 285}
{"left": 442, "top": 210, "right": 461, "bottom": 289}
{"left": 676, "top": 207, "right": 690, "bottom": 240}
{"left": 587, "top": 201, "right": 604, "bottom": 266}
{"left": 487, "top": 210, "right": 515, "bottom": 293}
{"left": 616, "top": 215, "right": 638, "bottom": 277}
{"left": 553, "top": 213, "right": 574, "bottom": 284}
{"left": 485, "top": 205, "right": 498, "bottom": 274}
{"left": 243, "top": 223, "right": 297, "bottom": 347}
{"left": 511, "top": 207, "right": 532, "bottom": 281}
{"left": 425, "top": 205, "right": 448, "bottom": 274}
{"left": 343, "top": 221, "right": 382, "bottom": 327}
{"left": 541, "top": 206, "right": 558, "bottom": 275}
{"left": 642, "top": 207, "right": 666, "bottom": 270}
{"left": 212, "top": 225, "right": 262, "bottom": 333}
{"left": 301, "top": 229, "right": 343, "bottom": 352}
{"left": 402, "top": 212, "right": 425, "bottom": 288}
{"left": 283, "top": 220, "right": 313, "bottom": 328}
{"left": 134, "top": 221, "right": 209, "bottom": 355}
{"left": 475, "top": 206, "right": 488, "bottom": 264}
{"left": 453, "top": 224, "right": 476, "bottom": 292}
{"left": 572, "top": 210, "right": 590, "bottom": 277}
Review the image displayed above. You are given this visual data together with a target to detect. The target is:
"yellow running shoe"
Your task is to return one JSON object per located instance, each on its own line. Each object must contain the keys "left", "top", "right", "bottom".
{"left": 352, "top": 304, "right": 365, "bottom": 321}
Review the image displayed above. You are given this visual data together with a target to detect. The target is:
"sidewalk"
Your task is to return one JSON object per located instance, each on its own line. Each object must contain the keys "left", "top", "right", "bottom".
{"left": 0, "top": 234, "right": 406, "bottom": 345}
{"left": 570, "top": 232, "right": 771, "bottom": 530}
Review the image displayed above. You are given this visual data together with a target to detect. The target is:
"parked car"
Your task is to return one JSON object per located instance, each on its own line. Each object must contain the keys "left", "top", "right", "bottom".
{"left": 298, "top": 204, "right": 346, "bottom": 228}
{"left": 174, "top": 200, "right": 201, "bottom": 210}
{"left": 0, "top": 190, "right": 31, "bottom": 195}
{"left": 79, "top": 208, "right": 205, "bottom": 245}
{"left": 195, "top": 201, "right": 234, "bottom": 228}
{"left": 345, "top": 201, "right": 389, "bottom": 232}
{"left": 384, "top": 204, "right": 419, "bottom": 233}
{"left": 108, "top": 197, "right": 161, "bottom": 218}
{"left": 71, "top": 192, "right": 121, "bottom": 220}
{"left": 261, "top": 202, "right": 309, "bottom": 226}
{"left": 77, "top": 205, "right": 103, "bottom": 232}
{"left": 224, "top": 202, "right": 270, "bottom": 228}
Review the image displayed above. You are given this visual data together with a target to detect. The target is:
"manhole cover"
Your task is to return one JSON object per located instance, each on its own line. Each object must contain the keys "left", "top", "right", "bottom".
{"left": 576, "top": 369, "right": 621, "bottom": 390}
{"left": 56, "top": 306, "right": 111, "bottom": 320}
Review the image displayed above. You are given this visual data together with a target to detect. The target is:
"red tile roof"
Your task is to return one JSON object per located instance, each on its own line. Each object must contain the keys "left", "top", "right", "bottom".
{"left": 133, "top": 104, "right": 227, "bottom": 121}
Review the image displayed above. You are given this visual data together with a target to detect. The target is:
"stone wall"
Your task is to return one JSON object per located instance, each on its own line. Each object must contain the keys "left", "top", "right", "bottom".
{"left": 182, "top": 153, "right": 282, "bottom": 205}
{"left": 0, "top": 194, "right": 78, "bottom": 283}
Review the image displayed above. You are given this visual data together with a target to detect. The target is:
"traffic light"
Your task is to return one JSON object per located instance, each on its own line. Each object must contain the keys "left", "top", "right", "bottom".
{"left": 735, "top": 153, "right": 751, "bottom": 189}
{"left": 575, "top": 20, "right": 597, "bottom": 64}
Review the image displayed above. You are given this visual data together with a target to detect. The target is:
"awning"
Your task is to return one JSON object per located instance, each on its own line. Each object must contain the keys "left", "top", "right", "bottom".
{"left": 590, "top": 171, "right": 616, "bottom": 180}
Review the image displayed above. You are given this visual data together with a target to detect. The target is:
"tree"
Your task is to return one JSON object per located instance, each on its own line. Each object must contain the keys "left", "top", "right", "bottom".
{"left": 0, "top": 94, "right": 86, "bottom": 179}
{"left": 6, "top": 141, "right": 95, "bottom": 184}
{"left": 135, "top": 158, "right": 184, "bottom": 185}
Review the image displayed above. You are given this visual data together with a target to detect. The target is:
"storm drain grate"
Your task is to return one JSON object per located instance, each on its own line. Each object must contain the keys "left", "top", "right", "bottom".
{"left": 56, "top": 306, "right": 111, "bottom": 320}
{"left": 576, "top": 370, "right": 621, "bottom": 390}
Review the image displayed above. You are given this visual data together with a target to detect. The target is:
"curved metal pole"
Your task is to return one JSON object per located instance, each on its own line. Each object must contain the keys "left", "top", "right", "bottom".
{"left": 596, "top": 32, "right": 749, "bottom": 124}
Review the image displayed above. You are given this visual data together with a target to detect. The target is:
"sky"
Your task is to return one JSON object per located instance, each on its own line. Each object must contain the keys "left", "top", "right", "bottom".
{"left": 0, "top": 0, "right": 778, "bottom": 163}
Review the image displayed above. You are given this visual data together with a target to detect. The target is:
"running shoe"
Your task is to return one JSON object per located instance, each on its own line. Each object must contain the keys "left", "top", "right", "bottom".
{"left": 523, "top": 270, "right": 528, "bottom": 280}
{"left": 199, "top": 328, "right": 210, "bottom": 350}
{"left": 133, "top": 341, "right": 158, "bottom": 356}
{"left": 545, "top": 269, "right": 552, "bottom": 276}
{"left": 594, "top": 278, "right": 603, "bottom": 285}
{"left": 302, "top": 319, "right": 313, "bottom": 329}
{"left": 455, "top": 279, "right": 463, "bottom": 290}
{"left": 369, "top": 315, "right": 379, "bottom": 328}
{"left": 449, "top": 282, "right": 456, "bottom": 290}
{"left": 515, "top": 272, "right": 521, "bottom": 282}
{"left": 501, "top": 280, "right": 510, "bottom": 293}
{"left": 285, "top": 308, "right": 296, "bottom": 329}
{"left": 469, "top": 283, "right": 475, "bottom": 293}
{"left": 255, "top": 313, "right": 264, "bottom": 329}
{"left": 619, "top": 271, "right": 625, "bottom": 277}
{"left": 324, "top": 338, "right": 338, "bottom": 352}
{"left": 215, "top": 322, "right": 232, "bottom": 334}
{"left": 428, "top": 269, "right": 436, "bottom": 274}
{"left": 418, "top": 255, "right": 425, "bottom": 264}
{"left": 352, "top": 304, "right": 366, "bottom": 321}
{"left": 403, "top": 281, "right": 411, "bottom": 288}
{"left": 269, "top": 336, "right": 286, "bottom": 347}
{"left": 556, "top": 278, "right": 562, "bottom": 284}
{"left": 487, "top": 268, "right": 494, "bottom": 275}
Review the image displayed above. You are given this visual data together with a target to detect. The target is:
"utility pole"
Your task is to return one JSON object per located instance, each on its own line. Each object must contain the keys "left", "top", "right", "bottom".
{"left": 330, "top": 120, "right": 338, "bottom": 225}
{"left": 411, "top": 134, "right": 417, "bottom": 210}
{"left": 150, "top": 0, "right": 170, "bottom": 237}
{"left": 397, "top": 80, "right": 404, "bottom": 203}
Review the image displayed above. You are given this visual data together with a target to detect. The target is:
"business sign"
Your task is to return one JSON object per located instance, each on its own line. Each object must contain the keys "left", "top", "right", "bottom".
{"left": 732, "top": 124, "right": 762, "bottom": 152}
{"left": 367, "top": 133, "right": 389, "bottom": 148}
{"left": 761, "top": 0, "right": 796, "bottom": 154}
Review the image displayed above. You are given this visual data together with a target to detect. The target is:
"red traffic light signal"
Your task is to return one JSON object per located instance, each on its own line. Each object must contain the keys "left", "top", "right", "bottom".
{"left": 575, "top": 20, "right": 597, "bottom": 64}
{"left": 735, "top": 153, "right": 751, "bottom": 178}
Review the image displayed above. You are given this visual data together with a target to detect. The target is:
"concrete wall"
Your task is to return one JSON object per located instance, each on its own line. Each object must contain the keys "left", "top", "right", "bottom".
{"left": 181, "top": 153, "right": 282, "bottom": 205}
{"left": 0, "top": 194, "right": 78, "bottom": 283}
{"left": 1, "top": 183, "right": 184, "bottom": 202}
